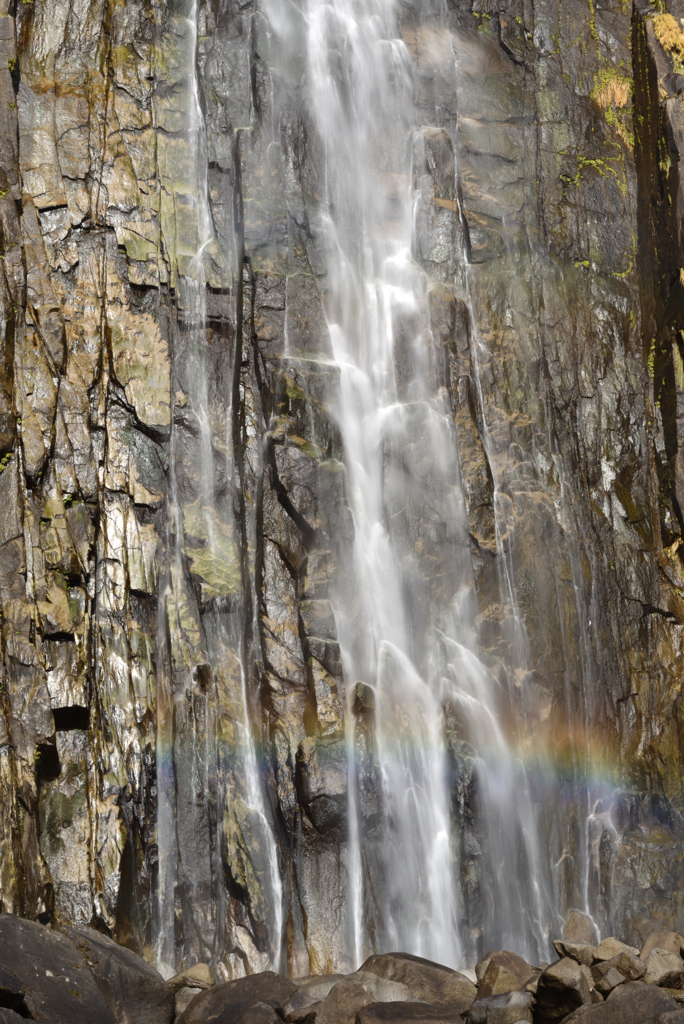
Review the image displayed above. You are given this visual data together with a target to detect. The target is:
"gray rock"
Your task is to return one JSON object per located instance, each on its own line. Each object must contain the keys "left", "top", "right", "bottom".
{"left": 175, "top": 988, "right": 204, "bottom": 1022}
{"left": 593, "top": 967, "right": 624, "bottom": 996}
{"left": 178, "top": 972, "right": 298, "bottom": 1024}
{"left": 315, "top": 981, "right": 371, "bottom": 1024}
{"left": 0, "top": 914, "right": 115, "bottom": 1024}
{"left": 359, "top": 953, "right": 476, "bottom": 1013}
{"left": 467, "top": 990, "right": 533, "bottom": 1023}
{"left": 67, "top": 926, "right": 174, "bottom": 1024}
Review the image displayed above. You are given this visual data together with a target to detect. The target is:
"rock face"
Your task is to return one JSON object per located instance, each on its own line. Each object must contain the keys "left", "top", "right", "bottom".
{"left": 1, "top": 0, "right": 684, "bottom": 983}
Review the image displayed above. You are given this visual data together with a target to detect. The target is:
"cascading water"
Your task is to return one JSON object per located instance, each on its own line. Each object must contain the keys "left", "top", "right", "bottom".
{"left": 303, "top": 0, "right": 556, "bottom": 967}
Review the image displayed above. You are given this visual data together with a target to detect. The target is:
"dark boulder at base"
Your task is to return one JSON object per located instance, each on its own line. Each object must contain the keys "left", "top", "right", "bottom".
{"left": 228, "top": 1003, "right": 283, "bottom": 1024}
{"left": 316, "top": 981, "right": 372, "bottom": 1024}
{"left": 357, "top": 1002, "right": 464, "bottom": 1024}
{"left": 66, "top": 925, "right": 175, "bottom": 1024}
{"left": 561, "top": 981, "right": 680, "bottom": 1023}
{"left": 534, "top": 958, "right": 592, "bottom": 1021}
{"left": 360, "top": 954, "right": 476, "bottom": 1013}
{"left": 177, "top": 972, "right": 298, "bottom": 1024}
{"left": 0, "top": 913, "right": 116, "bottom": 1024}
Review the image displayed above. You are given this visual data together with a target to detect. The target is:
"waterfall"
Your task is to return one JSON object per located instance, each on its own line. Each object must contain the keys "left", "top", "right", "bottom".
{"left": 303, "top": 0, "right": 555, "bottom": 967}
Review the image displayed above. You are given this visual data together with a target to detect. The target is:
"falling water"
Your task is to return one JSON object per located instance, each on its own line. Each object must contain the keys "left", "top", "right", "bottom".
{"left": 304, "top": 0, "right": 555, "bottom": 967}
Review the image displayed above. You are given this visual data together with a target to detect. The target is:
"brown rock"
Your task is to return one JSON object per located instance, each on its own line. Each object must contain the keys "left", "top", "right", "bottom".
{"left": 593, "top": 967, "right": 624, "bottom": 996}
{"left": 359, "top": 953, "right": 476, "bottom": 1013}
{"left": 562, "top": 912, "right": 600, "bottom": 946}
{"left": 644, "top": 949, "right": 684, "bottom": 989}
{"left": 169, "top": 964, "right": 215, "bottom": 992}
{"left": 591, "top": 949, "right": 645, "bottom": 993}
{"left": 552, "top": 942, "right": 597, "bottom": 967}
{"left": 475, "top": 950, "right": 535, "bottom": 999}
{"left": 562, "top": 981, "right": 680, "bottom": 1022}
{"left": 534, "top": 957, "right": 592, "bottom": 1022}
{"left": 642, "top": 933, "right": 684, "bottom": 962}
{"left": 592, "top": 938, "right": 640, "bottom": 962}
{"left": 316, "top": 983, "right": 371, "bottom": 1024}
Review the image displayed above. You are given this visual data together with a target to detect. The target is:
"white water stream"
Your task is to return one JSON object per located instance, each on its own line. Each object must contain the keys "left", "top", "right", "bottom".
{"left": 304, "top": 0, "right": 554, "bottom": 967}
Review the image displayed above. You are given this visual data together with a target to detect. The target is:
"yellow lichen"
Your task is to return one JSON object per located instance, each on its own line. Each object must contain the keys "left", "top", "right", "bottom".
{"left": 654, "top": 13, "right": 684, "bottom": 72}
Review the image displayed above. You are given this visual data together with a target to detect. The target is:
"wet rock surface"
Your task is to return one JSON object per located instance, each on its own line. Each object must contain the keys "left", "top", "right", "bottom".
{"left": 1, "top": 0, "right": 684, "bottom": 984}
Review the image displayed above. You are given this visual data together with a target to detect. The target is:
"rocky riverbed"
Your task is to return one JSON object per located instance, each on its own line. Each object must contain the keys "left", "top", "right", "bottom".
{"left": 3, "top": 912, "right": 684, "bottom": 1024}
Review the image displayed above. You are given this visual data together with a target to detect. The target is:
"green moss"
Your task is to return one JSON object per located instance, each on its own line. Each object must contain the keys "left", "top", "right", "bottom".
{"left": 183, "top": 501, "right": 241, "bottom": 601}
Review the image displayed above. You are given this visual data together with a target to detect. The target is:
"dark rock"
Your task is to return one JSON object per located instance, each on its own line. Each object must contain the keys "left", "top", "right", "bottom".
{"left": 561, "top": 981, "right": 680, "bottom": 1022}
{"left": 359, "top": 953, "right": 476, "bottom": 1013}
{"left": 232, "top": 1003, "right": 283, "bottom": 1024}
{"left": 0, "top": 914, "right": 115, "bottom": 1024}
{"left": 66, "top": 926, "right": 175, "bottom": 1024}
{"left": 534, "top": 958, "right": 592, "bottom": 1021}
{"left": 475, "top": 951, "right": 535, "bottom": 998}
{"left": 356, "top": 1003, "right": 464, "bottom": 1024}
{"left": 178, "top": 972, "right": 298, "bottom": 1024}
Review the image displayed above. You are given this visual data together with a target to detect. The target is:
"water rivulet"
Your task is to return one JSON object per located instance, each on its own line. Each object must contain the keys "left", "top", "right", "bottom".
{"left": 3, "top": 0, "right": 684, "bottom": 982}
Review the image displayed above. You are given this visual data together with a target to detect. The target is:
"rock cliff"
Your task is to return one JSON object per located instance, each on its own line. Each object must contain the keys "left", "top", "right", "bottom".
{"left": 1, "top": 0, "right": 684, "bottom": 981}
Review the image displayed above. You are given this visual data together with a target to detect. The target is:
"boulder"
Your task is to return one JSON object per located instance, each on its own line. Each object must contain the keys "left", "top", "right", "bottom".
{"left": 649, "top": 1014, "right": 684, "bottom": 1024}
{"left": 593, "top": 967, "right": 624, "bottom": 997}
{"left": 359, "top": 953, "right": 476, "bottom": 1013}
{"left": 357, "top": 1002, "right": 464, "bottom": 1024}
{"left": 644, "top": 949, "right": 684, "bottom": 989}
{"left": 467, "top": 989, "right": 533, "bottom": 1023}
{"left": 552, "top": 942, "right": 597, "bottom": 967}
{"left": 475, "top": 952, "right": 535, "bottom": 999}
{"left": 642, "top": 933, "right": 684, "bottom": 962}
{"left": 175, "top": 989, "right": 204, "bottom": 1021}
{"left": 561, "top": 981, "right": 680, "bottom": 1022}
{"left": 591, "top": 950, "right": 645, "bottom": 995}
{"left": 177, "top": 971, "right": 298, "bottom": 1024}
{"left": 353, "top": 974, "right": 414, "bottom": 1003}
{"left": 0, "top": 914, "right": 116, "bottom": 1024}
{"left": 534, "top": 958, "right": 592, "bottom": 1021}
{"left": 562, "top": 913, "right": 600, "bottom": 946}
{"left": 592, "top": 938, "right": 640, "bottom": 962}
{"left": 66, "top": 925, "right": 175, "bottom": 1024}
{"left": 169, "top": 964, "right": 215, "bottom": 992}
{"left": 283, "top": 978, "right": 349, "bottom": 1023}
{"left": 230, "top": 1004, "right": 283, "bottom": 1024}
{"left": 316, "top": 982, "right": 371, "bottom": 1024}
